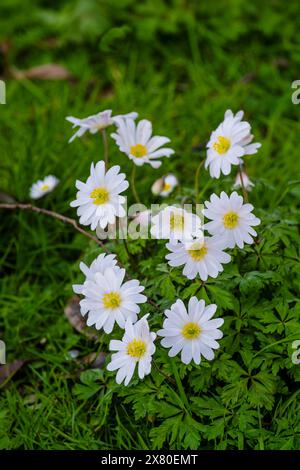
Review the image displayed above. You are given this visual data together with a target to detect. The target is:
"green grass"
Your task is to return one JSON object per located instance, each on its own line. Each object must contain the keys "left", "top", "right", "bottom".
{"left": 1, "top": 0, "right": 300, "bottom": 450}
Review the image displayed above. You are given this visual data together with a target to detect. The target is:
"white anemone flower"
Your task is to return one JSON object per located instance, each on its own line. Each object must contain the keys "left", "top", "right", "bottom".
{"left": 70, "top": 161, "right": 129, "bottom": 230}
{"left": 111, "top": 118, "right": 174, "bottom": 168}
{"left": 66, "top": 110, "right": 138, "bottom": 143}
{"left": 151, "top": 174, "right": 178, "bottom": 197}
{"left": 96, "top": 216, "right": 128, "bottom": 240}
{"left": 133, "top": 209, "right": 151, "bottom": 227}
{"left": 30, "top": 175, "right": 59, "bottom": 199}
{"left": 166, "top": 236, "right": 231, "bottom": 281}
{"left": 204, "top": 191, "right": 261, "bottom": 249}
{"left": 233, "top": 170, "right": 254, "bottom": 191}
{"left": 80, "top": 267, "right": 147, "bottom": 333}
{"left": 158, "top": 297, "right": 224, "bottom": 365}
{"left": 73, "top": 253, "right": 118, "bottom": 295}
{"left": 107, "top": 315, "right": 156, "bottom": 386}
{"left": 150, "top": 206, "right": 203, "bottom": 242}
{"left": 205, "top": 110, "right": 261, "bottom": 178}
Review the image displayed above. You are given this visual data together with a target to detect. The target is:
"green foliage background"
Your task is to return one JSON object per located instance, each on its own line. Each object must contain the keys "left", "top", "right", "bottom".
{"left": 0, "top": 0, "right": 300, "bottom": 450}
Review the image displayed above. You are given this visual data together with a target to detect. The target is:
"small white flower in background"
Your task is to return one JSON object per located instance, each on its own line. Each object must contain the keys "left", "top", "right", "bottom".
{"left": 107, "top": 315, "right": 156, "bottom": 386}
{"left": 111, "top": 118, "right": 174, "bottom": 168}
{"left": 166, "top": 236, "right": 231, "bottom": 281}
{"left": 158, "top": 297, "right": 224, "bottom": 365}
{"left": 150, "top": 205, "right": 203, "bottom": 242}
{"left": 204, "top": 191, "right": 260, "bottom": 249}
{"left": 80, "top": 267, "right": 147, "bottom": 333}
{"left": 233, "top": 170, "right": 254, "bottom": 191}
{"left": 70, "top": 161, "right": 128, "bottom": 231}
{"left": 30, "top": 175, "right": 59, "bottom": 199}
{"left": 68, "top": 349, "right": 79, "bottom": 359}
{"left": 73, "top": 253, "right": 118, "bottom": 295}
{"left": 205, "top": 109, "right": 261, "bottom": 178}
{"left": 66, "top": 110, "right": 138, "bottom": 143}
{"left": 151, "top": 174, "right": 178, "bottom": 197}
{"left": 133, "top": 209, "right": 151, "bottom": 227}
{"left": 151, "top": 178, "right": 164, "bottom": 195}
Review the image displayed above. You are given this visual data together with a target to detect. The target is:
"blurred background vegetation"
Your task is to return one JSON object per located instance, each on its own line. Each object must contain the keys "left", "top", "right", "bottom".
{"left": 1, "top": 0, "right": 300, "bottom": 189}
{"left": 0, "top": 0, "right": 300, "bottom": 450}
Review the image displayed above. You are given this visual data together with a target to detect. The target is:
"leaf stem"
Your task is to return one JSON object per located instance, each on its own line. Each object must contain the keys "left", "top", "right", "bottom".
{"left": 257, "top": 406, "right": 265, "bottom": 450}
{"left": 253, "top": 336, "right": 300, "bottom": 358}
{"left": 194, "top": 159, "right": 204, "bottom": 204}
{"left": 153, "top": 360, "right": 176, "bottom": 385}
{"left": 101, "top": 129, "right": 109, "bottom": 170}
{"left": 122, "top": 237, "right": 134, "bottom": 264}
{"left": 171, "top": 359, "right": 190, "bottom": 411}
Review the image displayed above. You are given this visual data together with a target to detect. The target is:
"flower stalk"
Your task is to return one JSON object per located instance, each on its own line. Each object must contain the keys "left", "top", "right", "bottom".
{"left": 194, "top": 159, "right": 204, "bottom": 204}
{"left": 131, "top": 164, "right": 141, "bottom": 204}
{"left": 101, "top": 129, "right": 109, "bottom": 170}
{"left": 171, "top": 359, "right": 190, "bottom": 411}
{"left": 238, "top": 164, "right": 249, "bottom": 202}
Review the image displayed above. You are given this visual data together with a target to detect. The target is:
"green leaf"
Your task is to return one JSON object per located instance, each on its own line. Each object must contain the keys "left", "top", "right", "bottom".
{"left": 181, "top": 282, "right": 201, "bottom": 300}
{"left": 160, "top": 275, "right": 177, "bottom": 300}
{"left": 100, "top": 25, "right": 131, "bottom": 52}
{"left": 206, "top": 285, "right": 236, "bottom": 310}
{"left": 73, "top": 369, "right": 104, "bottom": 400}
{"left": 239, "top": 271, "right": 282, "bottom": 296}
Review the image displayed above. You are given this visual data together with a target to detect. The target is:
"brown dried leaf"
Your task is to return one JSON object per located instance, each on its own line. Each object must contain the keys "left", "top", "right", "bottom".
{"left": 240, "top": 72, "right": 256, "bottom": 84}
{"left": 64, "top": 295, "right": 98, "bottom": 341}
{"left": 11, "top": 64, "right": 73, "bottom": 81}
{"left": 272, "top": 57, "right": 289, "bottom": 68}
{"left": 0, "top": 190, "right": 16, "bottom": 203}
{"left": 0, "top": 40, "right": 11, "bottom": 55}
{"left": 81, "top": 352, "right": 106, "bottom": 369}
{"left": 0, "top": 359, "right": 27, "bottom": 386}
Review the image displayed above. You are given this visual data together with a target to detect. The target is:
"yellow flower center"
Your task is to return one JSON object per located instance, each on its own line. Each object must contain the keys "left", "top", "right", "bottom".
{"left": 41, "top": 184, "right": 50, "bottom": 191}
{"left": 163, "top": 182, "right": 172, "bottom": 192}
{"left": 170, "top": 212, "right": 185, "bottom": 231}
{"left": 127, "top": 339, "right": 147, "bottom": 358}
{"left": 130, "top": 144, "right": 147, "bottom": 158}
{"left": 223, "top": 211, "right": 239, "bottom": 229}
{"left": 188, "top": 242, "right": 208, "bottom": 261}
{"left": 182, "top": 322, "right": 201, "bottom": 340}
{"left": 102, "top": 292, "right": 121, "bottom": 309}
{"left": 90, "top": 187, "right": 109, "bottom": 205}
{"left": 213, "top": 136, "right": 231, "bottom": 154}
